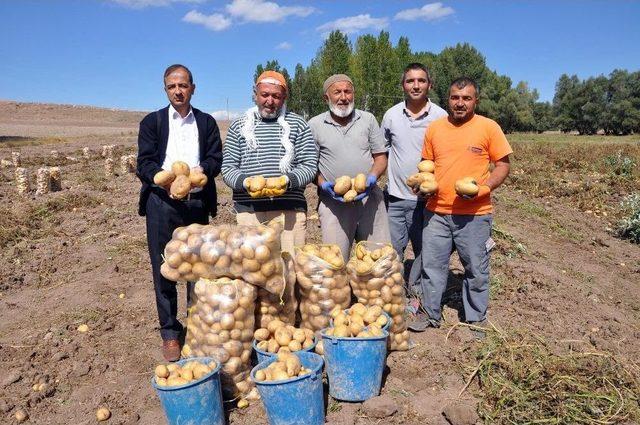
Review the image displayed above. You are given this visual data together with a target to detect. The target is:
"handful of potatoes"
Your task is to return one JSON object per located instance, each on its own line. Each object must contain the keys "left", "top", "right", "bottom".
{"left": 254, "top": 320, "right": 315, "bottom": 354}
{"left": 455, "top": 176, "right": 480, "bottom": 197}
{"left": 333, "top": 173, "right": 368, "bottom": 202}
{"left": 294, "top": 244, "right": 352, "bottom": 332}
{"left": 153, "top": 160, "right": 208, "bottom": 200}
{"left": 253, "top": 351, "right": 310, "bottom": 382}
{"left": 406, "top": 160, "right": 437, "bottom": 196}
{"left": 161, "top": 220, "right": 286, "bottom": 295}
{"left": 346, "top": 242, "right": 410, "bottom": 351}
{"left": 245, "top": 175, "right": 288, "bottom": 198}
{"left": 154, "top": 359, "right": 218, "bottom": 387}
{"left": 325, "top": 303, "right": 387, "bottom": 338}
{"left": 256, "top": 253, "right": 297, "bottom": 328}
{"left": 183, "top": 278, "right": 257, "bottom": 399}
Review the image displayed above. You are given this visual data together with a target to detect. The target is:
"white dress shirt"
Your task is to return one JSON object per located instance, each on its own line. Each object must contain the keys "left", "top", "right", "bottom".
{"left": 162, "top": 105, "right": 201, "bottom": 192}
{"left": 162, "top": 105, "right": 200, "bottom": 170}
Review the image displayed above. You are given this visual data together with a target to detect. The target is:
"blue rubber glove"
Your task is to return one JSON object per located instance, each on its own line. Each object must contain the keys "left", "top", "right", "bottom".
{"left": 320, "top": 181, "right": 345, "bottom": 202}
{"left": 354, "top": 174, "right": 378, "bottom": 201}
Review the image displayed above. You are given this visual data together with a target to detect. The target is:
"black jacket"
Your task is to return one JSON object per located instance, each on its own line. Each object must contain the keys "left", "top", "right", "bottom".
{"left": 136, "top": 106, "right": 223, "bottom": 217}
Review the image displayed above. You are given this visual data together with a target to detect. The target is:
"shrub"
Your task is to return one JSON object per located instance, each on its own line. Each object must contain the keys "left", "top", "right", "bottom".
{"left": 617, "top": 193, "right": 640, "bottom": 244}
{"left": 604, "top": 151, "right": 636, "bottom": 177}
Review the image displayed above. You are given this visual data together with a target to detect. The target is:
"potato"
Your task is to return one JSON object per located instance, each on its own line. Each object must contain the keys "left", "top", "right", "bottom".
{"left": 170, "top": 175, "right": 191, "bottom": 199}
{"left": 455, "top": 177, "right": 479, "bottom": 197}
{"left": 353, "top": 173, "right": 367, "bottom": 193}
{"left": 155, "top": 365, "right": 170, "bottom": 378}
{"left": 249, "top": 175, "right": 266, "bottom": 192}
{"left": 343, "top": 189, "right": 358, "bottom": 202}
{"left": 419, "top": 179, "right": 438, "bottom": 195}
{"left": 274, "top": 327, "right": 292, "bottom": 346}
{"left": 417, "top": 160, "right": 435, "bottom": 173}
{"left": 154, "top": 169, "right": 176, "bottom": 186}
{"left": 333, "top": 176, "right": 352, "bottom": 195}
{"left": 171, "top": 161, "right": 190, "bottom": 176}
{"left": 190, "top": 172, "right": 208, "bottom": 187}
{"left": 254, "top": 328, "right": 270, "bottom": 341}
{"left": 96, "top": 407, "right": 111, "bottom": 422}
{"left": 266, "top": 176, "right": 287, "bottom": 189}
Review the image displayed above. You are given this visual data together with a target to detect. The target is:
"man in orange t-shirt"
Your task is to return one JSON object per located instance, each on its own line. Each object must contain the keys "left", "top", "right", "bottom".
{"left": 409, "top": 77, "right": 512, "bottom": 334}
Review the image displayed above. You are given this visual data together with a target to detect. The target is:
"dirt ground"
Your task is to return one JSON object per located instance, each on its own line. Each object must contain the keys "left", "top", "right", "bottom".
{"left": 0, "top": 101, "right": 639, "bottom": 424}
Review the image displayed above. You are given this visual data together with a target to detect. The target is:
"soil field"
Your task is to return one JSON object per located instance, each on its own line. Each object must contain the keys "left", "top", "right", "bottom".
{"left": 0, "top": 102, "right": 639, "bottom": 424}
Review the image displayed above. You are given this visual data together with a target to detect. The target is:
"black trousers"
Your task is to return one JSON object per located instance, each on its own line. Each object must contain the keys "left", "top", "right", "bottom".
{"left": 145, "top": 190, "right": 208, "bottom": 340}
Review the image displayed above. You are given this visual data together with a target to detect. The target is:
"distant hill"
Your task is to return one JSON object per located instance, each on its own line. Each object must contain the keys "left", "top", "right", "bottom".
{"left": 0, "top": 101, "right": 229, "bottom": 139}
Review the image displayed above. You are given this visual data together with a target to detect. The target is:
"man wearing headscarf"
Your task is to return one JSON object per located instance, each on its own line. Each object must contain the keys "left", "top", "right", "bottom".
{"left": 222, "top": 71, "right": 318, "bottom": 253}
{"left": 308, "top": 74, "right": 390, "bottom": 261}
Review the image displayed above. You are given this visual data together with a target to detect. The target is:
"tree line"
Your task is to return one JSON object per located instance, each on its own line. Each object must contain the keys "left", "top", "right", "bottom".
{"left": 254, "top": 30, "right": 639, "bottom": 134}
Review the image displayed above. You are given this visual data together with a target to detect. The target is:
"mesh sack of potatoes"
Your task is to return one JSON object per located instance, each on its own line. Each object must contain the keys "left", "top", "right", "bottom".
{"left": 255, "top": 252, "right": 297, "bottom": 328}
{"left": 182, "top": 277, "right": 258, "bottom": 400}
{"left": 294, "top": 244, "right": 351, "bottom": 333}
{"left": 160, "top": 218, "right": 286, "bottom": 295}
{"left": 346, "top": 241, "right": 410, "bottom": 351}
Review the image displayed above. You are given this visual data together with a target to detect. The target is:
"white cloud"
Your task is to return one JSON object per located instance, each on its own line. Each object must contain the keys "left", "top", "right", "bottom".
{"left": 316, "top": 14, "right": 388, "bottom": 36}
{"left": 276, "top": 42, "right": 292, "bottom": 50}
{"left": 394, "top": 2, "right": 454, "bottom": 22}
{"left": 226, "top": 0, "right": 314, "bottom": 23}
{"left": 182, "top": 10, "right": 232, "bottom": 31}
{"left": 210, "top": 110, "right": 241, "bottom": 121}
{"left": 108, "top": 0, "right": 204, "bottom": 9}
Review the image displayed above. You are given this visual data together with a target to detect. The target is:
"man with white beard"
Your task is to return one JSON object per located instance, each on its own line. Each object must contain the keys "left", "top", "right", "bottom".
{"left": 222, "top": 71, "right": 318, "bottom": 254}
{"left": 308, "top": 74, "right": 390, "bottom": 261}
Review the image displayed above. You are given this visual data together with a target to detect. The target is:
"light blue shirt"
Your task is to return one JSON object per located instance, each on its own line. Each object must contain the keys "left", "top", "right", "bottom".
{"left": 381, "top": 100, "right": 448, "bottom": 200}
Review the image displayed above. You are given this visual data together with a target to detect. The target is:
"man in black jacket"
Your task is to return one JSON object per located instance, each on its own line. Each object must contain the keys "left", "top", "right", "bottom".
{"left": 136, "top": 64, "right": 222, "bottom": 361}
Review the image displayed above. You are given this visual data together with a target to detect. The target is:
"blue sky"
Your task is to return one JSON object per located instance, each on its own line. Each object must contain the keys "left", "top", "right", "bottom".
{"left": 1, "top": 0, "right": 639, "bottom": 119}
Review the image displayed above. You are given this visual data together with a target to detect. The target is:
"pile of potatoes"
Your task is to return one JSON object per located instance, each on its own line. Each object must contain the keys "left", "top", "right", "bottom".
{"left": 455, "top": 176, "right": 480, "bottom": 197}
{"left": 182, "top": 278, "right": 257, "bottom": 398}
{"left": 160, "top": 220, "right": 286, "bottom": 295}
{"left": 333, "top": 173, "right": 368, "bottom": 202}
{"left": 406, "top": 160, "right": 438, "bottom": 196}
{"left": 325, "top": 303, "right": 388, "bottom": 338}
{"left": 253, "top": 351, "right": 310, "bottom": 382}
{"left": 154, "top": 359, "right": 218, "bottom": 387}
{"left": 245, "top": 175, "right": 288, "bottom": 198}
{"left": 256, "top": 253, "right": 297, "bottom": 328}
{"left": 153, "top": 160, "right": 208, "bottom": 200}
{"left": 254, "top": 320, "right": 315, "bottom": 354}
{"left": 346, "top": 242, "right": 410, "bottom": 351}
{"left": 294, "top": 244, "right": 351, "bottom": 333}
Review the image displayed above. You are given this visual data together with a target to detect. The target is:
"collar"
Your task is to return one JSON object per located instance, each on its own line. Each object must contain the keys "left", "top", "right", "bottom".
{"left": 169, "top": 104, "right": 194, "bottom": 121}
{"left": 323, "top": 109, "right": 361, "bottom": 126}
{"left": 402, "top": 100, "right": 431, "bottom": 120}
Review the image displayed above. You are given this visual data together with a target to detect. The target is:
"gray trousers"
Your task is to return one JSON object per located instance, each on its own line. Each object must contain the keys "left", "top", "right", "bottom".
{"left": 420, "top": 211, "right": 492, "bottom": 323}
{"left": 318, "top": 186, "right": 391, "bottom": 261}
{"left": 386, "top": 195, "right": 423, "bottom": 294}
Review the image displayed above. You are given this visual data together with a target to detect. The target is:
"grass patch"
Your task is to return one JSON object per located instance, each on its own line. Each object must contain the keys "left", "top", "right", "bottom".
{"left": 464, "top": 330, "right": 640, "bottom": 424}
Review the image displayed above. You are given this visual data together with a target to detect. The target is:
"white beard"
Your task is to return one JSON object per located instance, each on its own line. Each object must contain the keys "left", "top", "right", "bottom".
{"left": 328, "top": 101, "right": 354, "bottom": 118}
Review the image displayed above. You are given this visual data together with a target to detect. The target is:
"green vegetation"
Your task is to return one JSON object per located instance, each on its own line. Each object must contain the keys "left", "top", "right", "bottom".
{"left": 255, "top": 33, "right": 639, "bottom": 135}
{"left": 618, "top": 194, "right": 640, "bottom": 244}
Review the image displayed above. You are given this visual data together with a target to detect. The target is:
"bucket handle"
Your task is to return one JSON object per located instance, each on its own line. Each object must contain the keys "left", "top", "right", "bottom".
{"left": 330, "top": 336, "right": 338, "bottom": 345}
{"left": 311, "top": 370, "right": 320, "bottom": 381}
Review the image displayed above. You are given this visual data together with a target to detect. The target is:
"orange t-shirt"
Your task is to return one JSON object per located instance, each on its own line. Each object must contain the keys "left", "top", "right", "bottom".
{"left": 422, "top": 114, "right": 512, "bottom": 215}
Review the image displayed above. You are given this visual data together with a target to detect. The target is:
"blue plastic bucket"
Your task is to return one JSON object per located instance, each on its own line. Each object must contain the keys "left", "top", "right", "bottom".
{"left": 252, "top": 335, "right": 318, "bottom": 365}
{"left": 251, "top": 351, "right": 325, "bottom": 425}
{"left": 151, "top": 357, "right": 224, "bottom": 425}
{"left": 330, "top": 309, "right": 391, "bottom": 332}
{"left": 321, "top": 328, "right": 388, "bottom": 401}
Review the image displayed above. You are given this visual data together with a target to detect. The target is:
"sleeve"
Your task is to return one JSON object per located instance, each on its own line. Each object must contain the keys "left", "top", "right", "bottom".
{"left": 199, "top": 116, "right": 223, "bottom": 178}
{"left": 368, "top": 114, "right": 387, "bottom": 154}
{"left": 136, "top": 113, "right": 163, "bottom": 185}
{"left": 221, "top": 123, "right": 249, "bottom": 191}
{"left": 286, "top": 120, "right": 319, "bottom": 189}
{"left": 421, "top": 125, "right": 434, "bottom": 160}
{"left": 381, "top": 111, "right": 392, "bottom": 149}
{"left": 486, "top": 120, "right": 513, "bottom": 162}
